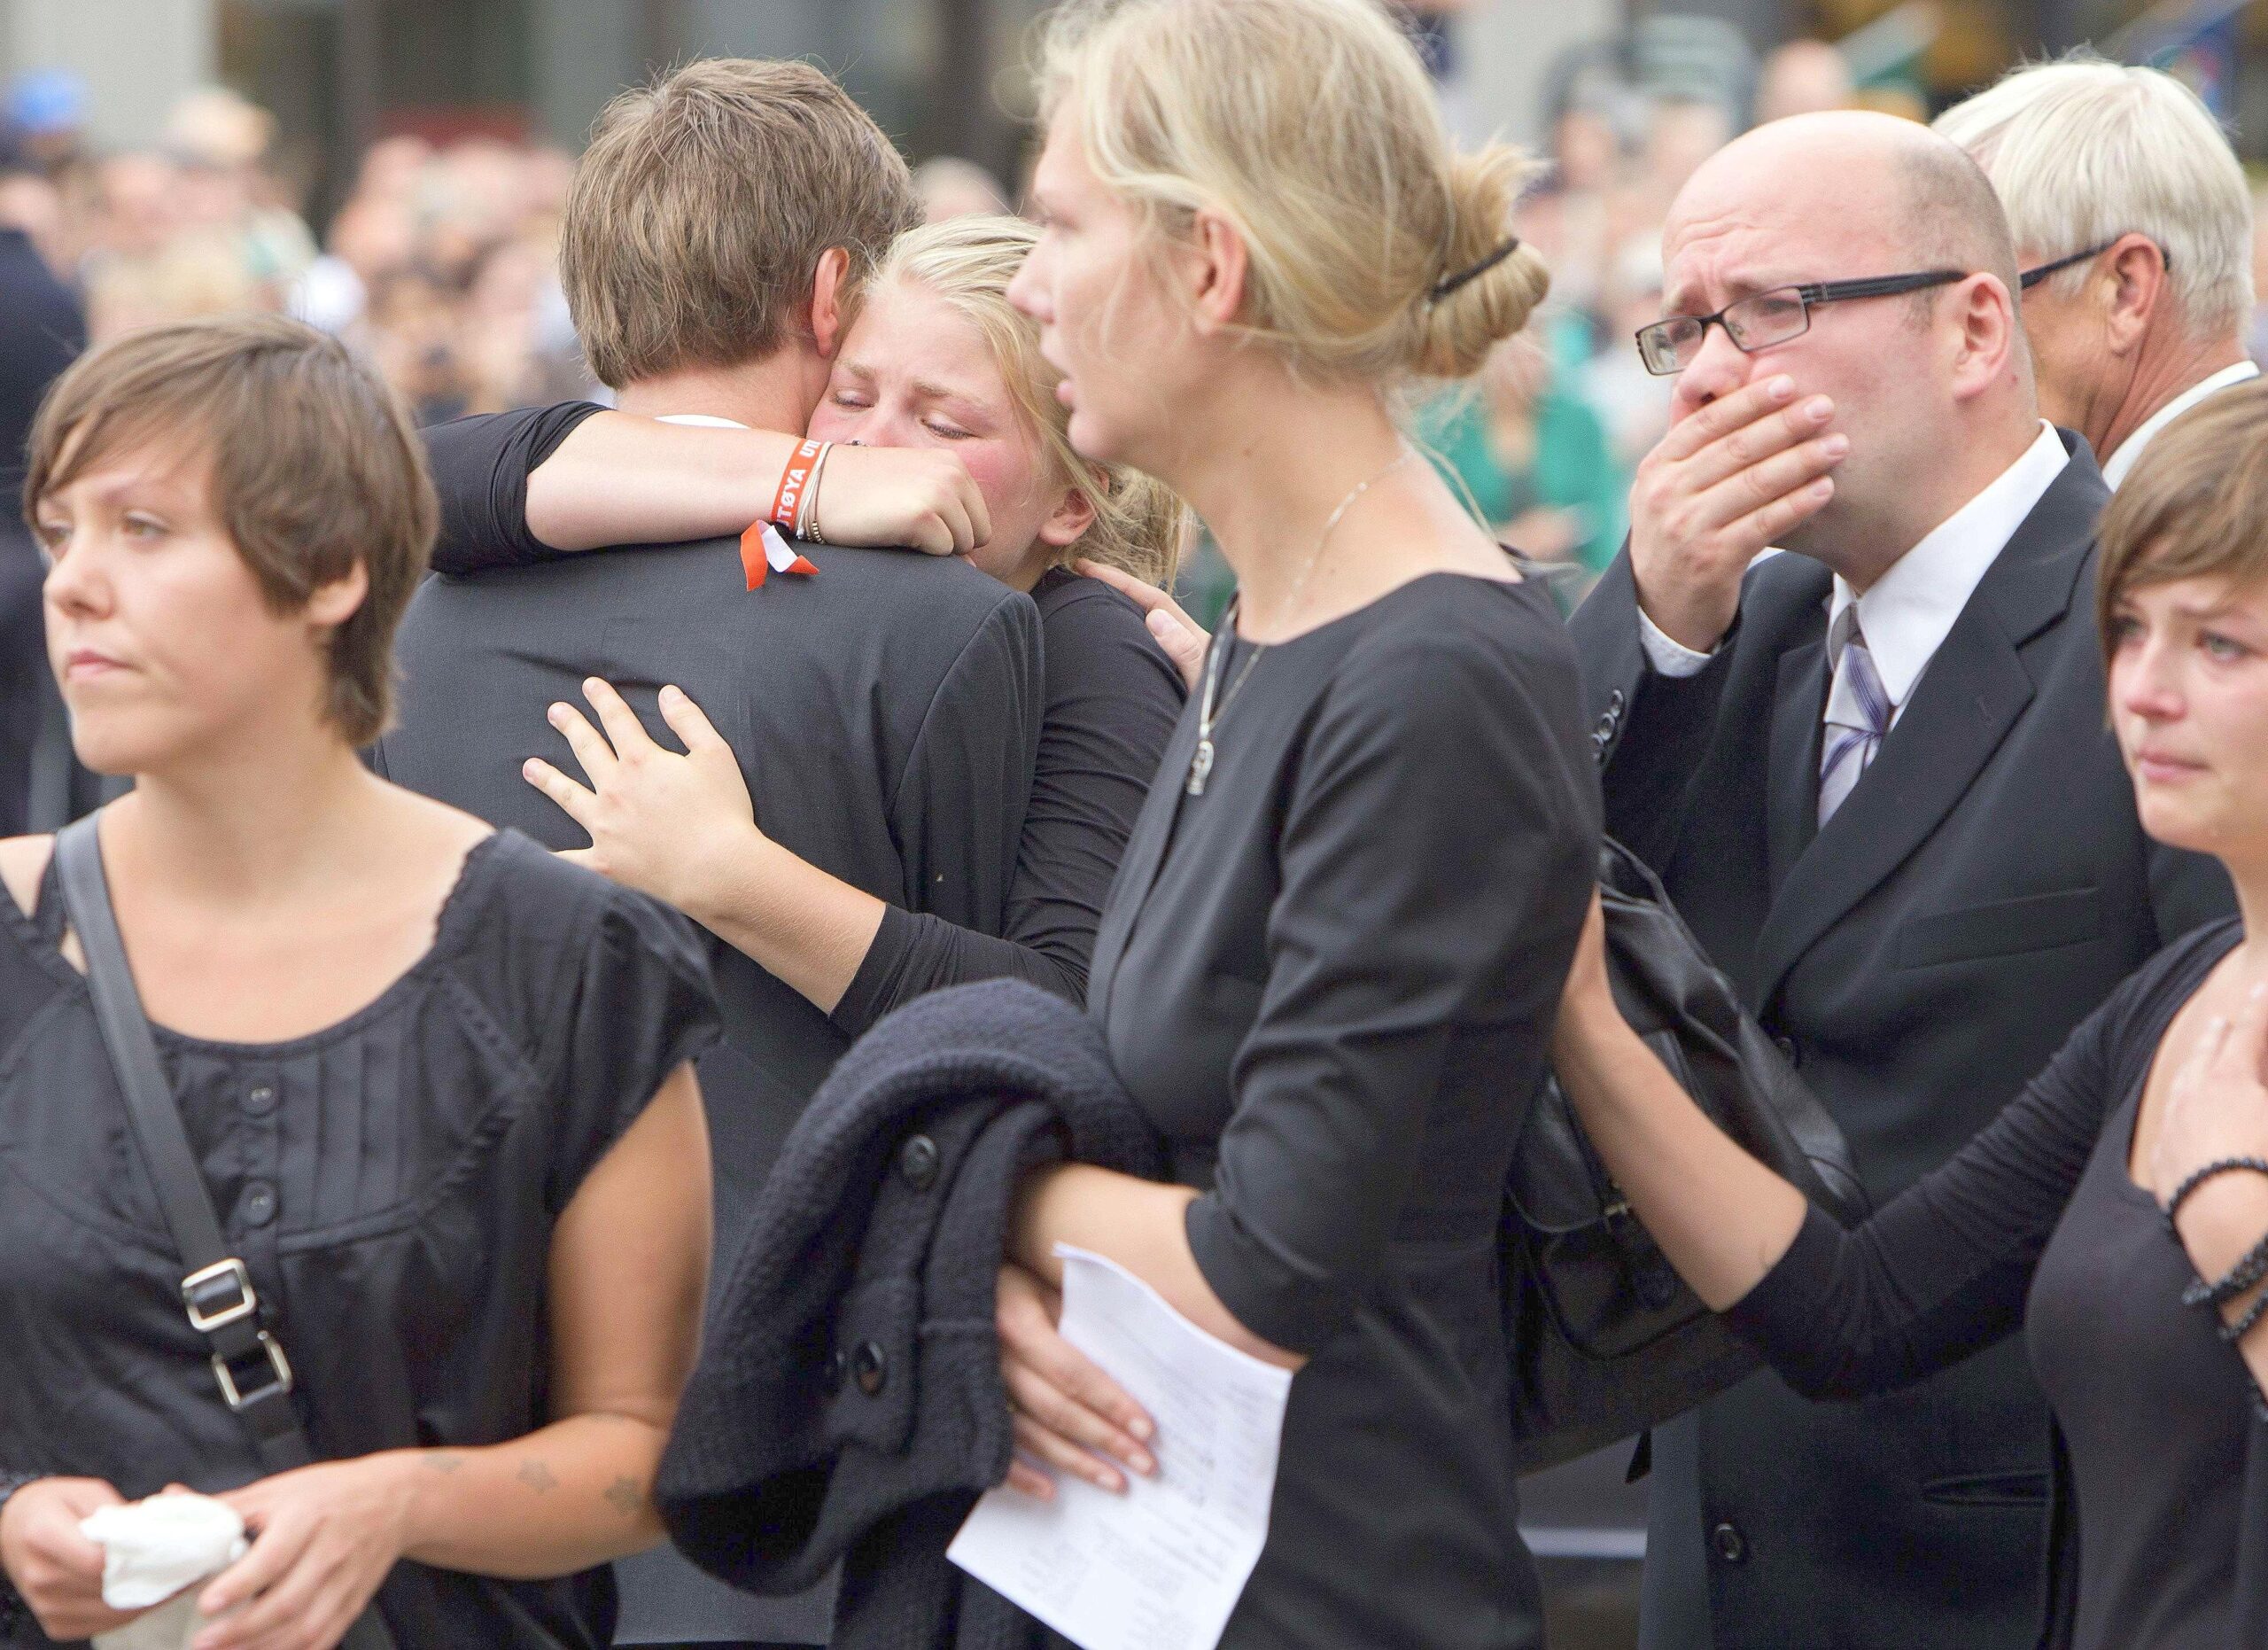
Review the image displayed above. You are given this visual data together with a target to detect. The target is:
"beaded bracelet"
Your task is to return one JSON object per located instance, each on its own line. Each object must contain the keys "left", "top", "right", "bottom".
{"left": 2183, "top": 1226, "right": 2268, "bottom": 1310}
{"left": 2222, "top": 1285, "right": 2268, "bottom": 1345}
{"left": 2163, "top": 1156, "right": 2268, "bottom": 1232}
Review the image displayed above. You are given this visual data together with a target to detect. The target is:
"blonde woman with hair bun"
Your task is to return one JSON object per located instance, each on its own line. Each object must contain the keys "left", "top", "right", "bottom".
{"left": 417, "top": 213, "right": 1193, "bottom": 1038}
{"left": 978, "top": 0, "right": 1602, "bottom": 1643}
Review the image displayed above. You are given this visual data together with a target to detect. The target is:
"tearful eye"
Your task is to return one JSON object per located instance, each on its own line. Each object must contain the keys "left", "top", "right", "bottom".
{"left": 2202, "top": 631, "right": 2252, "bottom": 663}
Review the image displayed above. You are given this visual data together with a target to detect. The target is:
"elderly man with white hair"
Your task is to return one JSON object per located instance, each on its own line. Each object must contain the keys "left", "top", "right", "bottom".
{"left": 1936, "top": 56, "right": 2258, "bottom": 490}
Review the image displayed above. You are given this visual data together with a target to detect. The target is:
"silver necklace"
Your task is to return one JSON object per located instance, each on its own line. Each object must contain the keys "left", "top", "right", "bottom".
{"left": 1185, "top": 445, "right": 1417, "bottom": 797}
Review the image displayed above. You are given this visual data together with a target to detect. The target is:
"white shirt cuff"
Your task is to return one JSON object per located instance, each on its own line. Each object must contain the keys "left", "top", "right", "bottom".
{"left": 1637, "top": 605, "right": 1719, "bottom": 678}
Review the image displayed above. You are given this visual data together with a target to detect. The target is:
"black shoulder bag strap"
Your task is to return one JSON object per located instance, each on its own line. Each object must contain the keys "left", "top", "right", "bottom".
{"left": 56, "top": 816, "right": 399, "bottom": 1650}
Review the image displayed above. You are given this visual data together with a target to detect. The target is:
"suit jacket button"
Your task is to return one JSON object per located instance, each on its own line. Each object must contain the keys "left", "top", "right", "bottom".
{"left": 1607, "top": 689, "right": 1627, "bottom": 714}
{"left": 1774, "top": 1035, "right": 1801, "bottom": 1070}
{"left": 1711, "top": 1521, "right": 1748, "bottom": 1564}
{"left": 853, "top": 1340, "right": 888, "bottom": 1397}
{"left": 897, "top": 1132, "right": 941, "bottom": 1191}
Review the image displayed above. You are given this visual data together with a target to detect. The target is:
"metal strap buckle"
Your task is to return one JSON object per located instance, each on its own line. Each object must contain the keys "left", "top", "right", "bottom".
{"left": 182, "top": 1257, "right": 260, "bottom": 1332}
{"left": 213, "top": 1333, "right": 294, "bottom": 1411}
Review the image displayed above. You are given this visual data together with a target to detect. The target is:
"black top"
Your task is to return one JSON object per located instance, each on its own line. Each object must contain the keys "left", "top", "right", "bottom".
{"left": 1087, "top": 572, "right": 1602, "bottom": 1648}
{"left": 1728, "top": 917, "right": 2254, "bottom": 1650}
{"left": 420, "top": 404, "right": 1186, "bottom": 1035}
{"left": 0, "top": 830, "right": 720, "bottom": 1649}
{"left": 836, "top": 566, "right": 1184, "bottom": 1032}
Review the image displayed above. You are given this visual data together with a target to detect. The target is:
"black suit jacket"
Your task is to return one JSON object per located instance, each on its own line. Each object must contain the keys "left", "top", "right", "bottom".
{"left": 1568, "top": 433, "right": 2234, "bottom": 1648}
{"left": 376, "top": 537, "right": 1042, "bottom": 1646}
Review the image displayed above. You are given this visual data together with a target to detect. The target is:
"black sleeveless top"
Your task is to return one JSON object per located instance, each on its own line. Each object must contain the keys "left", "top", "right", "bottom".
{"left": 0, "top": 829, "right": 718, "bottom": 1647}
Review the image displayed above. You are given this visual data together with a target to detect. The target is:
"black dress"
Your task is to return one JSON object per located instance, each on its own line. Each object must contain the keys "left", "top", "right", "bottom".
{"left": 0, "top": 830, "right": 719, "bottom": 1648}
{"left": 1725, "top": 917, "right": 2257, "bottom": 1648}
{"left": 1086, "top": 572, "right": 1602, "bottom": 1648}
{"left": 420, "top": 407, "right": 1186, "bottom": 1033}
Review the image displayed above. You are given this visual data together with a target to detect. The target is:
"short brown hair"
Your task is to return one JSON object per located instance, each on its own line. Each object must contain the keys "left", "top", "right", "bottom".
{"left": 2097, "top": 378, "right": 2268, "bottom": 657}
{"left": 561, "top": 58, "right": 920, "bottom": 389}
{"left": 24, "top": 315, "right": 437, "bottom": 746}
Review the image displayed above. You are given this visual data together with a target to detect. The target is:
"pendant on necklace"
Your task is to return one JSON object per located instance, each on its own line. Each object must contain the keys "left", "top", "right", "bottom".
{"left": 1186, "top": 738, "right": 1216, "bottom": 797}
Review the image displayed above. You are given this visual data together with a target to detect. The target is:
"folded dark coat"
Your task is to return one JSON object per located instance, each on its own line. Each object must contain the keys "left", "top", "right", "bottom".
{"left": 655, "top": 978, "right": 1167, "bottom": 1650}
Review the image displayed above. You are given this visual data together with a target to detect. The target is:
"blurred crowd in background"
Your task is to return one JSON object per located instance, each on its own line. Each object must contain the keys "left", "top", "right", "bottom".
{"left": 6, "top": 16, "right": 2268, "bottom": 618}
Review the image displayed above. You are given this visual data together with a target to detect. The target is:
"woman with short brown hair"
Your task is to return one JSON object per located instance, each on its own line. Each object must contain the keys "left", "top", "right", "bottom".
{"left": 0, "top": 316, "right": 718, "bottom": 1650}
{"left": 1552, "top": 378, "right": 2268, "bottom": 1646}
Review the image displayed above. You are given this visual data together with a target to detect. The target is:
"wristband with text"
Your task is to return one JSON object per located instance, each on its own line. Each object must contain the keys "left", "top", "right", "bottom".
{"left": 769, "top": 439, "right": 829, "bottom": 531}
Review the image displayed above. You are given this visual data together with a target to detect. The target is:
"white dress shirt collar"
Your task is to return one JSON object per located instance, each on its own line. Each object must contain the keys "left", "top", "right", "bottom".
{"left": 2098, "top": 361, "right": 2260, "bottom": 491}
{"left": 1827, "top": 420, "right": 2069, "bottom": 714}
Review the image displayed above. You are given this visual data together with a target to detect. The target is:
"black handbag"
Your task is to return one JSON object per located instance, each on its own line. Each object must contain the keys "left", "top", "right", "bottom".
{"left": 57, "top": 816, "right": 400, "bottom": 1650}
{"left": 1504, "top": 836, "right": 1871, "bottom": 1474}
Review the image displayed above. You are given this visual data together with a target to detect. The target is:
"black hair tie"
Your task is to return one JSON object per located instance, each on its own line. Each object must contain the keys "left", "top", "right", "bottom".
{"left": 1429, "top": 236, "right": 1522, "bottom": 302}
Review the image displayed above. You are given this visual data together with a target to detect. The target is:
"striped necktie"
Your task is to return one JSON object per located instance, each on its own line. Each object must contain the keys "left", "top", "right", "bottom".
{"left": 1818, "top": 607, "right": 1891, "bottom": 826}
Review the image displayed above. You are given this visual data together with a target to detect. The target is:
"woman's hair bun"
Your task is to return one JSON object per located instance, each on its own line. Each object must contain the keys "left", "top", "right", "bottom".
{"left": 1041, "top": 0, "right": 1551, "bottom": 387}
{"left": 1411, "top": 144, "right": 1552, "bottom": 380}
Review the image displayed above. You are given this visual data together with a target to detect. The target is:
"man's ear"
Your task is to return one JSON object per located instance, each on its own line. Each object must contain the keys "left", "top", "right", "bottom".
{"left": 1186, "top": 208, "right": 1249, "bottom": 339}
{"left": 1950, "top": 271, "right": 2021, "bottom": 402}
{"left": 809, "top": 246, "right": 854, "bottom": 359}
{"left": 304, "top": 559, "right": 370, "bottom": 631}
{"left": 1037, "top": 474, "right": 1100, "bottom": 549}
{"left": 2101, "top": 234, "right": 2169, "bottom": 357}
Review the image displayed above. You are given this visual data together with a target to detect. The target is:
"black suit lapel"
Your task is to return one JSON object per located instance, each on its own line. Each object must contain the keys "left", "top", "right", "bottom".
{"left": 1751, "top": 606, "right": 2035, "bottom": 1008}
{"left": 1749, "top": 435, "right": 2105, "bottom": 1010}
{"left": 1766, "top": 637, "right": 1827, "bottom": 899}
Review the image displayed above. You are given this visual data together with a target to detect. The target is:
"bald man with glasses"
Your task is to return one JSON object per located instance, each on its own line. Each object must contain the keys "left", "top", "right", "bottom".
{"left": 1569, "top": 111, "right": 2233, "bottom": 1650}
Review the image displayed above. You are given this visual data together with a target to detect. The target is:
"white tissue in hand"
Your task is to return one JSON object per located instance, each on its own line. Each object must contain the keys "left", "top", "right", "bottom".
{"left": 80, "top": 1493, "right": 248, "bottom": 1609}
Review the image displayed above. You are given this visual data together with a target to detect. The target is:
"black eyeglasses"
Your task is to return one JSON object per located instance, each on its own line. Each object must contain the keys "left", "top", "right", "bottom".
{"left": 2018, "top": 237, "right": 2169, "bottom": 290}
{"left": 1635, "top": 269, "right": 1968, "bottom": 377}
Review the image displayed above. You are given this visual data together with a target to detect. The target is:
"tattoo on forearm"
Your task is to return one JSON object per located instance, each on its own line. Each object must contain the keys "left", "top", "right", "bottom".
{"left": 603, "top": 1476, "right": 644, "bottom": 1518}
{"left": 424, "top": 1453, "right": 465, "bottom": 1474}
{"left": 517, "top": 1459, "right": 558, "bottom": 1495}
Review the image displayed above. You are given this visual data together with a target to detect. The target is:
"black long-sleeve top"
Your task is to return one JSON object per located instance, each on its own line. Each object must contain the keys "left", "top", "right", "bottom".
{"left": 1724, "top": 916, "right": 2258, "bottom": 1648}
{"left": 1088, "top": 573, "right": 1602, "bottom": 1646}
{"left": 420, "top": 406, "right": 1185, "bottom": 1035}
